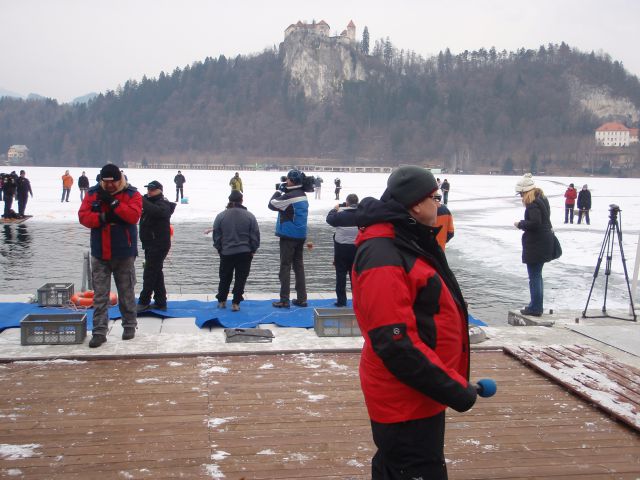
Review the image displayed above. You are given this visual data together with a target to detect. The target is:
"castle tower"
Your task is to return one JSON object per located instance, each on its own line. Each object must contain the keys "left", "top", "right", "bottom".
{"left": 347, "top": 20, "right": 356, "bottom": 41}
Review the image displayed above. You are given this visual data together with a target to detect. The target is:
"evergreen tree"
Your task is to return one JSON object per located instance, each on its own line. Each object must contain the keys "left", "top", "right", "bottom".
{"left": 361, "top": 26, "right": 370, "bottom": 55}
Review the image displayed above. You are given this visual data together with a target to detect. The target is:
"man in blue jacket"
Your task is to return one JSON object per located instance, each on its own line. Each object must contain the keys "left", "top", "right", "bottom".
{"left": 268, "top": 169, "right": 309, "bottom": 308}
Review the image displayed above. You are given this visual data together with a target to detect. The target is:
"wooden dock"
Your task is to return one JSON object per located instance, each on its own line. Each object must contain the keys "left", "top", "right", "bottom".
{"left": 1, "top": 350, "right": 639, "bottom": 479}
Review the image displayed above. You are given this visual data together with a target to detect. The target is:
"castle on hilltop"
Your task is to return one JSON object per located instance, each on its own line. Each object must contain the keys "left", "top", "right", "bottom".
{"left": 284, "top": 20, "right": 356, "bottom": 43}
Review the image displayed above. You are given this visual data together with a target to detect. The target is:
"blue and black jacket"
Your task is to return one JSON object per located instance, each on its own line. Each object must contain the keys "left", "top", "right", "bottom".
{"left": 268, "top": 185, "right": 308, "bottom": 239}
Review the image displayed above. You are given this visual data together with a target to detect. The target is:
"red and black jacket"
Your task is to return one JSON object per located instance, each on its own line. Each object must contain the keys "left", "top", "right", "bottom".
{"left": 352, "top": 197, "right": 476, "bottom": 423}
{"left": 78, "top": 181, "right": 142, "bottom": 260}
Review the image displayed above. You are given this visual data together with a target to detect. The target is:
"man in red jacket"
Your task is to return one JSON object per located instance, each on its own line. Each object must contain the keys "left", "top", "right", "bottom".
{"left": 78, "top": 164, "right": 142, "bottom": 348}
{"left": 352, "top": 166, "right": 477, "bottom": 479}
{"left": 564, "top": 183, "right": 577, "bottom": 224}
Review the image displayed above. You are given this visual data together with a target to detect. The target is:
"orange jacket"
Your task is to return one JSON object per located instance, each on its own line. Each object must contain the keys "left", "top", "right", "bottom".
{"left": 62, "top": 174, "right": 74, "bottom": 189}
{"left": 435, "top": 205, "right": 454, "bottom": 250}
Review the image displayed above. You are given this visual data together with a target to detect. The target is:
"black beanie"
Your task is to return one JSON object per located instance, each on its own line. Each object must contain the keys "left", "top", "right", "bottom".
{"left": 228, "top": 190, "right": 243, "bottom": 202}
{"left": 385, "top": 166, "right": 438, "bottom": 208}
{"left": 100, "top": 164, "right": 122, "bottom": 181}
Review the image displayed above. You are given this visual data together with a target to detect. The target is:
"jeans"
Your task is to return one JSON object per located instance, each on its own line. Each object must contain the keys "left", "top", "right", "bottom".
{"left": 526, "top": 263, "right": 544, "bottom": 314}
{"left": 564, "top": 205, "right": 574, "bottom": 223}
{"left": 577, "top": 209, "right": 590, "bottom": 225}
{"left": 278, "top": 237, "right": 306, "bottom": 301}
{"left": 61, "top": 188, "right": 70, "bottom": 202}
{"left": 175, "top": 187, "right": 183, "bottom": 201}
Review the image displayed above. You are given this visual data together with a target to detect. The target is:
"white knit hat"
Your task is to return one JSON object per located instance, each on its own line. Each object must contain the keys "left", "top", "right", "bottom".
{"left": 515, "top": 173, "right": 536, "bottom": 194}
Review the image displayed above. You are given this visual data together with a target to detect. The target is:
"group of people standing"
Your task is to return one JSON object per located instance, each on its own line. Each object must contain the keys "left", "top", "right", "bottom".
{"left": 1, "top": 170, "right": 33, "bottom": 219}
{"left": 564, "top": 183, "right": 592, "bottom": 225}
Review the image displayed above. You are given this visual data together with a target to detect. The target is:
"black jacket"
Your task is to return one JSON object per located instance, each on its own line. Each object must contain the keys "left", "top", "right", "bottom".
{"left": 78, "top": 175, "right": 90, "bottom": 189}
{"left": 517, "top": 195, "right": 554, "bottom": 264}
{"left": 577, "top": 189, "right": 591, "bottom": 210}
{"left": 174, "top": 174, "right": 186, "bottom": 187}
{"left": 139, "top": 194, "right": 176, "bottom": 251}
{"left": 16, "top": 177, "right": 32, "bottom": 197}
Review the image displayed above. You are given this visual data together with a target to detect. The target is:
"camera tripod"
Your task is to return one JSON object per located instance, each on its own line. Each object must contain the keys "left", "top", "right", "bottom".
{"left": 582, "top": 205, "right": 636, "bottom": 321}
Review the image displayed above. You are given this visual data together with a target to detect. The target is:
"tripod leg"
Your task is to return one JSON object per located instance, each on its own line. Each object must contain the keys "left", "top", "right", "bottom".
{"left": 583, "top": 222, "right": 612, "bottom": 317}
{"left": 614, "top": 222, "right": 637, "bottom": 321}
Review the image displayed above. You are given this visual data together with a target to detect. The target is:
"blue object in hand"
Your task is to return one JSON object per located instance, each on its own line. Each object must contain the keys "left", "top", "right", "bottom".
{"left": 476, "top": 378, "right": 497, "bottom": 398}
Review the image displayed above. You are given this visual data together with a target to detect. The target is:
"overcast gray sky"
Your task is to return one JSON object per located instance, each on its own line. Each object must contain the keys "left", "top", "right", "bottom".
{"left": 2, "top": 0, "right": 639, "bottom": 103}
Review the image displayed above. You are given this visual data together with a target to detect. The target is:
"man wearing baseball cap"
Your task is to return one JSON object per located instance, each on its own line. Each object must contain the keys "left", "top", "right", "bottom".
{"left": 137, "top": 181, "right": 176, "bottom": 313}
{"left": 78, "top": 163, "right": 142, "bottom": 348}
{"left": 351, "top": 165, "right": 477, "bottom": 479}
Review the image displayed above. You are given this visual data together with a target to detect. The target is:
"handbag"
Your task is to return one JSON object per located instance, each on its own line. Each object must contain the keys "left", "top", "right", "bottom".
{"left": 551, "top": 233, "right": 562, "bottom": 260}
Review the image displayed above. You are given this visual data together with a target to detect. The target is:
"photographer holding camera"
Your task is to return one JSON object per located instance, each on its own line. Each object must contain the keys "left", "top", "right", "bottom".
{"left": 268, "top": 169, "right": 312, "bottom": 308}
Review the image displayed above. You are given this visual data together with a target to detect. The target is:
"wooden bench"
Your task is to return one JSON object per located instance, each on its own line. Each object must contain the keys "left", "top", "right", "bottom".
{"left": 505, "top": 344, "right": 640, "bottom": 431}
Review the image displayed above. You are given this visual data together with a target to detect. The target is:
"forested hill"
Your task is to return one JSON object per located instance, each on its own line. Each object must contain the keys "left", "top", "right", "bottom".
{"left": 1, "top": 40, "right": 639, "bottom": 173}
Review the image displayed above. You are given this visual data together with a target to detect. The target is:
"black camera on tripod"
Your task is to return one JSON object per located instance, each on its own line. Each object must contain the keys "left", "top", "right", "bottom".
{"left": 608, "top": 204, "right": 621, "bottom": 221}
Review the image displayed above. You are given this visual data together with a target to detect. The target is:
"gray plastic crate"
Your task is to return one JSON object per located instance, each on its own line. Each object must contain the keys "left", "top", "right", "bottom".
{"left": 21, "top": 313, "right": 87, "bottom": 345}
{"left": 37, "top": 283, "right": 75, "bottom": 306}
{"left": 314, "top": 307, "right": 361, "bottom": 337}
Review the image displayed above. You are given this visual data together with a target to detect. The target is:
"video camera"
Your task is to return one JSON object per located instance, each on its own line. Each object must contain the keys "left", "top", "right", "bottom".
{"left": 608, "top": 204, "right": 621, "bottom": 221}
{"left": 275, "top": 173, "right": 316, "bottom": 194}
{"left": 275, "top": 176, "right": 287, "bottom": 192}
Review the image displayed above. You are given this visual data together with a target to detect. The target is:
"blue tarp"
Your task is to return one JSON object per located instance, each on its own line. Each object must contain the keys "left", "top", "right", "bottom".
{"left": 0, "top": 299, "right": 486, "bottom": 332}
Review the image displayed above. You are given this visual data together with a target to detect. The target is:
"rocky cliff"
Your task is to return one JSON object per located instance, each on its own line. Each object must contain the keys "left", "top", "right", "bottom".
{"left": 281, "top": 30, "right": 366, "bottom": 103}
{"left": 567, "top": 75, "right": 639, "bottom": 122}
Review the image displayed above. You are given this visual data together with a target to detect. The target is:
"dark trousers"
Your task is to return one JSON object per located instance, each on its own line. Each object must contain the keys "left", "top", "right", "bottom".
{"left": 564, "top": 205, "right": 574, "bottom": 223}
{"left": 443, "top": 191, "right": 449, "bottom": 205}
{"left": 175, "top": 187, "right": 183, "bottom": 201}
{"left": 138, "top": 248, "right": 169, "bottom": 307}
{"left": 61, "top": 188, "right": 70, "bottom": 202}
{"left": 17, "top": 194, "right": 28, "bottom": 216}
{"left": 80, "top": 188, "right": 88, "bottom": 201}
{"left": 371, "top": 412, "right": 448, "bottom": 480}
{"left": 3, "top": 194, "right": 13, "bottom": 217}
{"left": 216, "top": 252, "right": 253, "bottom": 304}
{"left": 577, "top": 209, "right": 590, "bottom": 225}
{"left": 278, "top": 237, "right": 306, "bottom": 301}
{"left": 334, "top": 241, "right": 356, "bottom": 306}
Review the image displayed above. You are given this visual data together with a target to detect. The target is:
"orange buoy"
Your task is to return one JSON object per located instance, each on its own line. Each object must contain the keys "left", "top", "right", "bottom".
{"left": 71, "top": 290, "right": 117, "bottom": 307}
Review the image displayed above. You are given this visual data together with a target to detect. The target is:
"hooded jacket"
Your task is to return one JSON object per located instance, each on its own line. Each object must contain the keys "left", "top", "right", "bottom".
{"left": 564, "top": 187, "right": 577, "bottom": 206}
{"left": 268, "top": 185, "right": 308, "bottom": 239}
{"left": 78, "top": 179, "right": 142, "bottom": 260}
{"left": 139, "top": 193, "right": 176, "bottom": 252}
{"left": 352, "top": 196, "right": 476, "bottom": 424}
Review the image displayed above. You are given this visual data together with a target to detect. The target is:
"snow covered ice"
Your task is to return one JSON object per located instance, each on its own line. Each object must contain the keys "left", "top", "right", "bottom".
{"left": 2, "top": 165, "right": 639, "bottom": 324}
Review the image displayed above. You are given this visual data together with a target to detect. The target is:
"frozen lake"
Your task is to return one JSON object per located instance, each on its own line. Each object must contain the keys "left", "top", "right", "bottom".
{"left": 1, "top": 166, "right": 639, "bottom": 325}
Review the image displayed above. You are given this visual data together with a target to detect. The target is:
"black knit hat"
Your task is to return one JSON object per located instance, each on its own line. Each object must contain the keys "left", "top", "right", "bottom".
{"left": 228, "top": 190, "right": 243, "bottom": 202}
{"left": 100, "top": 164, "right": 121, "bottom": 181}
{"left": 384, "top": 166, "right": 438, "bottom": 208}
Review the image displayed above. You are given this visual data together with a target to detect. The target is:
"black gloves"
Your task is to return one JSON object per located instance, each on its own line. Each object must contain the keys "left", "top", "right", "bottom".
{"left": 98, "top": 188, "right": 120, "bottom": 209}
{"left": 97, "top": 187, "right": 112, "bottom": 204}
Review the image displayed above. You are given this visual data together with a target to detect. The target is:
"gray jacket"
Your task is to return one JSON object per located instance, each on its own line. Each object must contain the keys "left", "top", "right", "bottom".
{"left": 213, "top": 205, "right": 260, "bottom": 255}
{"left": 326, "top": 204, "right": 358, "bottom": 245}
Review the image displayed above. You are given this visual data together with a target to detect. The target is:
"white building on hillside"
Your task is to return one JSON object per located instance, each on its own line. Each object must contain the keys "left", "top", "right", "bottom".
{"left": 7, "top": 145, "right": 29, "bottom": 160}
{"left": 595, "top": 122, "right": 631, "bottom": 147}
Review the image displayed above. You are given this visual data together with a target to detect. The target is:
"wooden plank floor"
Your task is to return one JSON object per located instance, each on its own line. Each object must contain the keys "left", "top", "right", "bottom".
{"left": 505, "top": 344, "right": 640, "bottom": 431}
{"left": 0, "top": 351, "right": 638, "bottom": 479}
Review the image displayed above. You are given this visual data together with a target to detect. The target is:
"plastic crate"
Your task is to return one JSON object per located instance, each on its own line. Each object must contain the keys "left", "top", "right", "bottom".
{"left": 37, "top": 283, "right": 74, "bottom": 306}
{"left": 21, "top": 313, "right": 87, "bottom": 345}
{"left": 314, "top": 307, "right": 361, "bottom": 337}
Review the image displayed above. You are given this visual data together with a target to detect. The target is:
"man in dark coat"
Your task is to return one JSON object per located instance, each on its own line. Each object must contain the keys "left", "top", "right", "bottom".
{"left": 212, "top": 190, "right": 260, "bottom": 311}
{"left": 577, "top": 184, "right": 592, "bottom": 225}
{"left": 352, "top": 166, "right": 477, "bottom": 479}
{"left": 174, "top": 171, "right": 186, "bottom": 202}
{"left": 2, "top": 172, "right": 17, "bottom": 218}
{"left": 441, "top": 179, "right": 450, "bottom": 205}
{"left": 16, "top": 170, "right": 33, "bottom": 218}
{"left": 78, "top": 171, "right": 90, "bottom": 201}
{"left": 137, "top": 181, "right": 176, "bottom": 312}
